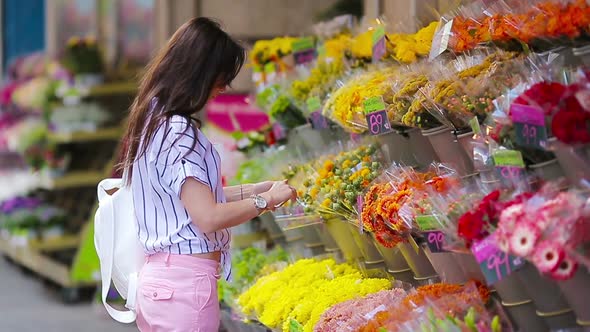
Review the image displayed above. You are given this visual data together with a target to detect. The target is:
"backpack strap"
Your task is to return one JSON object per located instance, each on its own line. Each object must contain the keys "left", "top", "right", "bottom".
{"left": 96, "top": 179, "right": 137, "bottom": 324}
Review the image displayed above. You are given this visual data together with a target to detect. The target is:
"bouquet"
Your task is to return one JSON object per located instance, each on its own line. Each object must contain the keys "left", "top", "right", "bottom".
{"left": 299, "top": 142, "right": 383, "bottom": 220}
{"left": 323, "top": 66, "right": 398, "bottom": 133}
{"left": 62, "top": 36, "right": 104, "bottom": 74}
{"left": 495, "top": 184, "right": 590, "bottom": 280}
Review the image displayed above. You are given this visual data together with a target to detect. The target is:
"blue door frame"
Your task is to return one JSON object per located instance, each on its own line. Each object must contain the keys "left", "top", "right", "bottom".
{"left": 2, "top": 0, "right": 45, "bottom": 74}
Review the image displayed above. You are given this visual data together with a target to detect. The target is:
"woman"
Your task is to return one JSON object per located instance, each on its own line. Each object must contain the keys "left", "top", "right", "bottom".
{"left": 119, "top": 17, "right": 297, "bottom": 332}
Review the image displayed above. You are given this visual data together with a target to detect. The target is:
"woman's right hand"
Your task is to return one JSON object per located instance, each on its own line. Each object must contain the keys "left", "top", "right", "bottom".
{"left": 262, "top": 180, "right": 297, "bottom": 209}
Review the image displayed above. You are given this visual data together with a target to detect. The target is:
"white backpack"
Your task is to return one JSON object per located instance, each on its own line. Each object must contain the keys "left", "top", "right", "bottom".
{"left": 94, "top": 177, "right": 145, "bottom": 323}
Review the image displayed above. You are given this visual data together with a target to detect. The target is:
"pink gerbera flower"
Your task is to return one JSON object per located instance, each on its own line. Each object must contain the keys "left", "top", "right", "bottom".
{"left": 509, "top": 223, "right": 540, "bottom": 257}
{"left": 498, "top": 204, "right": 525, "bottom": 232}
{"left": 495, "top": 230, "right": 510, "bottom": 252}
{"left": 549, "top": 255, "right": 578, "bottom": 281}
{"left": 532, "top": 241, "right": 565, "bottom": 273}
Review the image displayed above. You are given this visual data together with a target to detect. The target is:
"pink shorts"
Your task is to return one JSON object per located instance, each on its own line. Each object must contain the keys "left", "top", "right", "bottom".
{"left": 136, "top": 252, "right": 221, "bottom": 332}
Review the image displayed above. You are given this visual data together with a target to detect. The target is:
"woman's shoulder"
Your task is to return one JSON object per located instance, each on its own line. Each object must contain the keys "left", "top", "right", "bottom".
{"left": 166, "top": 115, "right": 205, "bottom": 138}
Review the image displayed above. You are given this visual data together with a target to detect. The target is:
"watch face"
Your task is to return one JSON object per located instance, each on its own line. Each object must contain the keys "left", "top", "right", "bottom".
{"left": 254, "top": 195, "right": 268, "bottom": 209}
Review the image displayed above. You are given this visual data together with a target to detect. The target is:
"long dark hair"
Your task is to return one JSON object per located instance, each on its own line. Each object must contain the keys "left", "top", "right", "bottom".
{"left": 120, "top": 17, "right": 245, "bottom": 183}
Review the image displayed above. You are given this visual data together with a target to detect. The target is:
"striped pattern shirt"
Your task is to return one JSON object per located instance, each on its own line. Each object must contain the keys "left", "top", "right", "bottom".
{"left": 131, "top": 113, "right": 232, "bottom": 280}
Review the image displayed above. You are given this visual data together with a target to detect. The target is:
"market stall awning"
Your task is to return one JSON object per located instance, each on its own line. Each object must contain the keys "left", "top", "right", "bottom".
{"left": 206, "top": 94, "right": 269, "bottom": 133}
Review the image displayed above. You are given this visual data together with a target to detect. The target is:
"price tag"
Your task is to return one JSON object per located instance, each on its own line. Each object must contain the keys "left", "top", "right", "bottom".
{"left": 366, "top": 110, "right": 392, "bottom": 135}
{"left": 424, "top": 231, "right": 447, "bottom": 253}
{"left": 510, "top": 104, "right": 547, "bottom": 149}
{"left": 317, "top": 42, "right": 327, "bottom": 58}
{"left": 264, "top": 62, "right": 277, "bottom": 82}
{"left": 429, "top": 20, "right": 453, "bottom": 60}
{"left": 415, "top": 215, "right": 440, "bottom": 231}
{"left": 372, "top": 26, "right": 386, "bottom": 63}
{"left": 363, "top": 96, "right": 391, "bottom": 135}
{"left": 310, "top": 111, "right": 329, "bottom": 130}
{"left": 471, "top": 234, "right": 524, "bottom": 285}
{"left": 493, "top": 150, "right": 525, "bottom": 186}
{"left": 469, "top": 116, "right": 482, "bottom": 136}
{"left": 363, "top": 96, "right": 387, "bottom": 114}
{"left": 264, "top": 62, "right": 276, "bottom": 74}
{"left": 307, "top": 97, "right": 321, "bottom": 113}
{"left": 272, "top": 122, "right": 287, "bottom": 141}
{"left": 252, "top": 65, "right": 263, "bottom": 84}
{"left": 292, "top": 37, "right": 316, "bottom": 65}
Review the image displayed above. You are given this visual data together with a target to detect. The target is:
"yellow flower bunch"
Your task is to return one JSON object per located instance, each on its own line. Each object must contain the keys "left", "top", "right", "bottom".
{"left": 250, "top": 36, "right": 298, "bottom": 65}
{"left": 324, "top": 34, "right": 352, "bottom": 59}
{"left": 290, "top": 57, "right": 344, "bottom": 104}
{"left": 237, "top": 259, "right": 390, "bottom": 332}
{"left": 387, "top": 21, "right": 438, "bottom": 63}
{"left": 300, "top": 145, "right": 381, "bottom": 219}
{"left": 323, "top": 67, "right": 397, "bottom": 133}
{"left": 350, "top": 30, "right": 373, "bottom": 59}
{"left": 388, "top": 74, "right": 429, "bottom": 124}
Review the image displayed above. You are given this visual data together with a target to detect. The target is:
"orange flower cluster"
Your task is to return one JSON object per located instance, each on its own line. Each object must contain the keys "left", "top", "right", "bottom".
{"left": 360, "top": 282, "right": 491, "bottom": 332}
{"left": 450, "top": 0, "right": 590, "bottom": 53}
{"left": 360, "top": 172, "right": 455, "bottom": 247}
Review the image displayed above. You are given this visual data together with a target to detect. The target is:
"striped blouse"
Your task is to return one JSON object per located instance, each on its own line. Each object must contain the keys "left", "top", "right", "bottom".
{"left": 131, "top": 112, "right": 232, "bottom": 280}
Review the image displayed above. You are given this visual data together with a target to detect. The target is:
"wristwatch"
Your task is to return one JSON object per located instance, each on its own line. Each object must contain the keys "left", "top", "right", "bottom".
{"left": 251, "top": 195, "right": 268, "bottom": 212}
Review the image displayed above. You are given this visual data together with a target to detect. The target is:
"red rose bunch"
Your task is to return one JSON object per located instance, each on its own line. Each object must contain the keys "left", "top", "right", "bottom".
{"left": 552, "top": 94, "right": 590, "bottom": 144}
{"left": 512, "top": 82, "right": 568, "bottom": 115}
{"left": 457, "top": 190, "right": 502, "bottom": 247}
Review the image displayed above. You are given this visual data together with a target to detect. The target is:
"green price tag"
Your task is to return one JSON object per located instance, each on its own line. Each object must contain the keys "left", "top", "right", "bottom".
{"left": 416, "top": 215, "right": 440, "bottom": 231}
{"left": 289, "top": 319, "right": 304, "bottom": 332}
{"left": 253, "top": 65, "right": 262, "bottom": 73}
{"left": 372, "top": 26, "right": 386, "bottom": 63}
{"left": 372, "top": 26, "right": 386, "bottom": 45}
{"left": 264, "top": 62, "right": 276, "bottom": 74}
{"left": 307, "top": 97, "right": 321, "bottom": 112}
{"left": 363, "top": 96, "right": 386, "bottom": 114}
{"left": 469, "top": 117, "right": 481, "bottom": 135}
{"left": 292, "top": 37, "right": 314, "bottom": 53}
{"left": 492, "top": 150, "right": 525, "bottom": 167}
{"left": 317, "top": 43, "right": 326, "bottom": 57}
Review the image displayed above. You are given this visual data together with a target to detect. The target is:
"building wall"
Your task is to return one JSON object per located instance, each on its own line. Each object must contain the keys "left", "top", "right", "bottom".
{"left": 155, "top": 0, "right": 338, "bottom": 92}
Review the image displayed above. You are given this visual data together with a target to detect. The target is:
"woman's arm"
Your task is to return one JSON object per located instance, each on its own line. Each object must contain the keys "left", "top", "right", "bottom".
{"left": 181, "top": 178, "right": 295, "bottom": 233}
{"left": 223, "top": 181, "right": 275, "bottom": 202}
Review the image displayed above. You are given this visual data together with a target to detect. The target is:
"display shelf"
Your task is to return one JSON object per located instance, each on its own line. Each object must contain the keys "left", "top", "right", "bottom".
{"left": 47, "top": 126, "right": 123, "bottom": 144}
{"left": 28, "top": 235, "right": 80, "bottom": 251}
{"left": 41, "top": 171, "right": 105, "bottom": 190}
{"left": 88, "top": 81, "right": 137, "bottom": 97}
{"left": 0, "top": 237, "right": 94, "bottom": 288}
